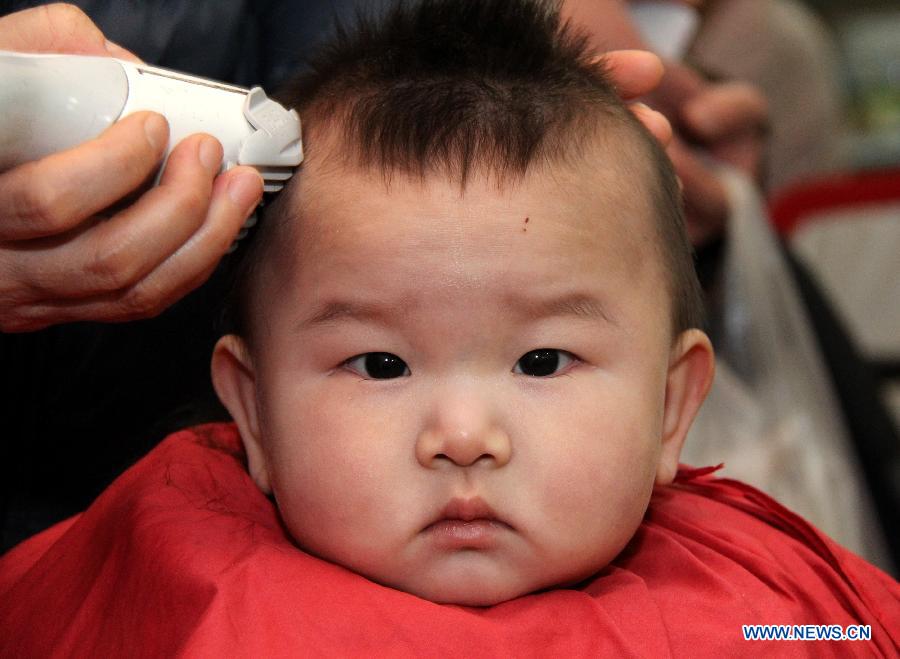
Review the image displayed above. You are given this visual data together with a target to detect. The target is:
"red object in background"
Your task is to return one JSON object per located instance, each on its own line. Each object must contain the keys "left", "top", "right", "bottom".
{"left": 1, "top": 424, "right": 897, "bottom": 657}
{"left": 769, "top": 168, "right": 900, "bottom": 237}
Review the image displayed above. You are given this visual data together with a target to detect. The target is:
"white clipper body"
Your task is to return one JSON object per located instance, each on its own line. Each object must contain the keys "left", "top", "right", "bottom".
{"left": 0, "top": 50, "right": 303, "bottom": 196}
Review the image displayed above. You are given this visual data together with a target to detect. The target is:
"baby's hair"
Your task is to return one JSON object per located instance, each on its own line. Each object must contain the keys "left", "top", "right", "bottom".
{"left": 221, "top": 0, "right": 704, "bottom": 339}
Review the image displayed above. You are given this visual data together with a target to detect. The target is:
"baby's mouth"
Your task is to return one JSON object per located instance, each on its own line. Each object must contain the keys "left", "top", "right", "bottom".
{"left": 423, "top": 497, "right": 512, "bottom": 549}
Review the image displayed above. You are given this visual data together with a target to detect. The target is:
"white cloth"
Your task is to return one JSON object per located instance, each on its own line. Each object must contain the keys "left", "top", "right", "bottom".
{"left": 683, "top": 170, "right": 891, "bottom": 571}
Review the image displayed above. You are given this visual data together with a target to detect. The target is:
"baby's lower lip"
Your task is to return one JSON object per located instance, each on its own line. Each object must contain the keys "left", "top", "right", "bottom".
{"left": 424, "top": 519, "right": 508, "bottom": 549}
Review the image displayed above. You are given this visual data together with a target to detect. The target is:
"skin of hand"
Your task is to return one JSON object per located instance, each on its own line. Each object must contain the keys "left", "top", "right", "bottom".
{"left": 604, "top": 50, "right": 674, "bottom": 148}
{"left": 561, "top": 0, "right": 769, "bottom": 247}
{"left": 651, "top": 60, "right": 768, "bottom": 245}
{"left": 0, "top": 3, "right": 264, "bottom": 331}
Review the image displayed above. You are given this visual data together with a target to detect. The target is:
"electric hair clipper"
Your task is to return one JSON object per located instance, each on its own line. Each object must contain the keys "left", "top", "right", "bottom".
{"left": 0, "top": 50, "right": 303, "bottom": 229}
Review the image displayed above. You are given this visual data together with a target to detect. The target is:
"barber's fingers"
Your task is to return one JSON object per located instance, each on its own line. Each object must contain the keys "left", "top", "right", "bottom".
{"left": 667, "top": 138, "right": 729, "bottom": 248}
{"left": 0, "top": 3, "right": 139, "bottom": 61}
{"left": 708, "top": 131, "right": 766, "bottom": 180}
{"left": 0, "top": 112, "right": 169, "bottom": 241}
{"left": 109, "top": 166, "right": 264, "bottom": 313}
{"left": 0, "top": 3, "right": 106, "bottom": 53}
{"left": 15, "top": 133, "right": 224, "bottom": 299}
{"left": 1, "top": 166, "right": 261, "bottom": 330}
{"left": 602, "top": 50, "right": 665, "bottom": 99}
{"left": 597, "top": 51, "right": 672, "bottom": 146}
{"left": 630, "top": 103, "right": 673, "bottom": 148}
{"left": 680, "top": 82, "right": 769, "bottom": 179}
{"left": 5, "top": 167, "right": 262, "bottom": 329}
{"left": 680, "top": 81, "right": 769, "bottom": 144}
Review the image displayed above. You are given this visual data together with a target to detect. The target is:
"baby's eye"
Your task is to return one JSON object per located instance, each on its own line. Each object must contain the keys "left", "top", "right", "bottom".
{"left": 345, "top": 352, "right": 410, "bottom": 379}
{"left": 513, "top": 349, "right": 575, "bottom": 377}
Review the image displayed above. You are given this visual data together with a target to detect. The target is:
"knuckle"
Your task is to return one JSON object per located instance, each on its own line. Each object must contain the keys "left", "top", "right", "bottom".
{"left": 172, "top": 187, "right": 210, "bottom": 222}
{"left": 16, "top": 178, "right": 72, "bottom": 234}
{"left": 86, "top": 242, "right": 139, "bottom": 291}
{"left": 42, "top": 4, "right": 98, "bottom": 44}
{"left": 54, "top": 3, "right": 89, "bottom": 20}
{"left": 47, "top": 3, "right": 95, "bottom": 32}
{"left": 120, "top": 284, "right": 164, "bottom": 319}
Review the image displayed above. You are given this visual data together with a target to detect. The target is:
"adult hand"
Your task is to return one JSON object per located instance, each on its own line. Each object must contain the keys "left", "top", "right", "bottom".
{"left": 0, "top": 4, "right": 264, "bottom": 332}
{"left": 649, "top": 60, "right": 769, "bottom": 245}
{"left": 603, "top": 50, "right": 755, "bottom": 246}
{"left": 561, "top": 0, "right": 770, "bottom": 246}
{"left": 604, "top": 50, "right": 674, "bottom": 148}
{"left": 599, "top": 50, "right": 768, "bottom": 247}
{"left": 680, "top": 79, "right": 769, "bottom": 179}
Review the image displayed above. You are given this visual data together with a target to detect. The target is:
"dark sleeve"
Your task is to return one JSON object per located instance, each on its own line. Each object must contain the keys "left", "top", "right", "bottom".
{"left": 39, "top": 0, "right": 384, "bottom": 88}
{"left": 1, "top": 0, "right": 374, "bottom": 86}
{"left": 0, "top": 276, "right": 229, "bottom": 552}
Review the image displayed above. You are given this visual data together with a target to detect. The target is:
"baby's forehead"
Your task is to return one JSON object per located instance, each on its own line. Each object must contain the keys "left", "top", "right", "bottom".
{"left": 263, "top": 158, "right": 664, "bottom": 320}
{"left": 289, "top": 169, "right": 653, "bottom": 257}
{"left": 251, "top": 119, "right": 669, "bottom": 307}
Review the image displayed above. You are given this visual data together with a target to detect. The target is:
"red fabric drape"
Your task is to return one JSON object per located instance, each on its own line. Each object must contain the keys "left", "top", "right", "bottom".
{"left": 1, "top": 423, "right": 897, "bottom": 657}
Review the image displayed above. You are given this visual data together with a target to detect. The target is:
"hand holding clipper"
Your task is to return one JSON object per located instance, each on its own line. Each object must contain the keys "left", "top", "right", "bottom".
{"left": 0, "top": 3, "right": 302, "bottom": 331}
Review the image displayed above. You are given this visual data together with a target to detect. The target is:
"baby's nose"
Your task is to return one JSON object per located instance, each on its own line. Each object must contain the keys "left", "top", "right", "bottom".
{"left": 414, "top": 398, "right": 511, "bottom": 469}
{"left": 415, "top": 426, "right": 512, "bottom": 469}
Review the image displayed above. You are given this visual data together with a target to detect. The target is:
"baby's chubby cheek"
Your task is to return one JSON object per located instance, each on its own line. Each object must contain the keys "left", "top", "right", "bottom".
{"left": 526, "top": 428, "right": 658, "bottom": 567}
{"left": 261, "top": 385, "right": 416, "bottom": 563}
{"left": 253, "top": 346, "right": 667, "bottom": 600}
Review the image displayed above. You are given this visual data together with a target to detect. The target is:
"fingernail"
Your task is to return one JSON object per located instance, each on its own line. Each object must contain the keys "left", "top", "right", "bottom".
{"left": 143, "top": 113, "right": 168, "bottom": 152}
{"left": 228, "top": 171, "right": 264, "bottom": 210}
{"left": 199, "top": 137, "right": 223, "bottom": 173}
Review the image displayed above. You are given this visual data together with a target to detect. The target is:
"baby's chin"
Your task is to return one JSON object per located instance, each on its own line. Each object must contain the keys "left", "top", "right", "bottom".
{"left": 405, "top": 580, "right": 533, "bottom": 607}
{"left": 373, "top": 560, "right": 610, "bottom": 607}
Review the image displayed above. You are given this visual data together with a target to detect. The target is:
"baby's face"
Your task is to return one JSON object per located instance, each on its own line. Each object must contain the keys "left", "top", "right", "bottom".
{"left": 214, "top": 151, "right": 710, "bottom": 605}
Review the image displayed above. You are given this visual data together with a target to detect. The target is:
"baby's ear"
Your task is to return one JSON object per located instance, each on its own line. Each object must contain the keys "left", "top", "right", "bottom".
{"left": 211, "top": 335, "right": 271, "bottom": 494}
{"left": 656, "top": 329, "right": 715, "bottom": 486}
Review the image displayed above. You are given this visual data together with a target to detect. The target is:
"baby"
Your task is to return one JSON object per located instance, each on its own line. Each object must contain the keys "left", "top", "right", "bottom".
{"left": 2, "top": 2, "right": 897, "bottom": 654}
{"left": 210, "top": 0, "right": 714, "bottom": 606}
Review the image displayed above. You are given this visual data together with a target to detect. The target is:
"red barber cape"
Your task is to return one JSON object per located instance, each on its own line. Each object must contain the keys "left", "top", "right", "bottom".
{"left": 1, "top": 424, "right": 897, "bottom": 657}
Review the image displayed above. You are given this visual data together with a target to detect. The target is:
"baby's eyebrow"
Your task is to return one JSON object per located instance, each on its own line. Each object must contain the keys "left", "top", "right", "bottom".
{"left": 505, "top": 292, "right": 616, "bottom": 325}
{"left": 298, "top": 299, "right": 412, "bottom": 330}
{"left": 297, "top": 292, "right": 614, "bottom": 331}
